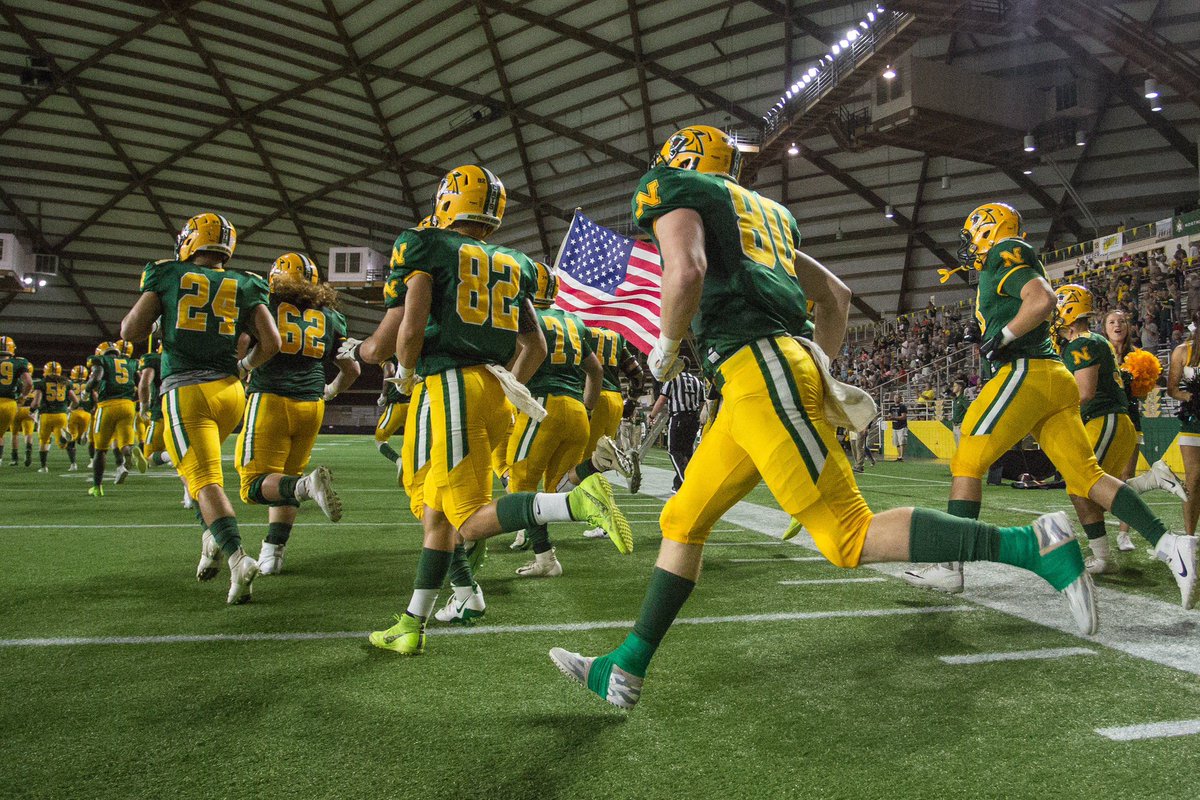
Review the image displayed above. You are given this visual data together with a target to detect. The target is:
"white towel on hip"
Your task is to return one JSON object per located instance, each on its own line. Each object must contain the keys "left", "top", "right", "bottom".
{"left": 794, "top": 337, "right": 878, "bottom": 433}
{"left": 484, "top": 364, "right": 547, "bottom": 422}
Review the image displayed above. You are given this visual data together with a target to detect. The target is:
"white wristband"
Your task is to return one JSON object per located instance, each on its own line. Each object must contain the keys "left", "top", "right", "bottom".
{"left": 999, "top": 326, "right": 1017, "bottom": 345}
{"left": 657, "top": 335, "right": 682, "bottom": 355}
{"left": 237, "top": 356, "right": 253, "bottom": 373}
{"left": 398, "top": 364, "right": 416, "bottom": 381}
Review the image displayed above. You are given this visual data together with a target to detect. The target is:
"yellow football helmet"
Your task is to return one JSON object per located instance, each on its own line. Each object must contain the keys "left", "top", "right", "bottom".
{"left": 654, "top": 125, "right": 743, "bottom": 182}
{"left": 415, "top": 215, "right": 441, "bottom": 230}
{"left": 1055, "top": 284, "right": 1093, "bottom": 327}
{"left": 176, "top": 212, "right": 237, "bottom": 263}
{"left": 95, "top": 341, "right": 120, "bottom": 356}
{"left": 43, "top": 361, "right": 63, "bottom": 378}
{"left": 70, "top": 365, "right": 87, "bottom": 381}
{"left": 532, "top": 261, "right": 559, "bottom": 308}
{"left": 119, "top": 339, "right": 134, "bottom": 357}
{"left": 432, "top": 165, "right": 506, "bottom": 235}
{"left": 0, "top": 336, "right": 14, "bottom": 356}
{"left": 958, "top": 202, "right": 1023, "bottom": 269}
{"left": 270, "top": 252, "right": 319, "bottom": 291}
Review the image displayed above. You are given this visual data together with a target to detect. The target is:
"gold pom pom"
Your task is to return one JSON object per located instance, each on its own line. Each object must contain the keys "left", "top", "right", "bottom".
{"left": 1122, "top": 349, "right": 1162, "bottom": 398}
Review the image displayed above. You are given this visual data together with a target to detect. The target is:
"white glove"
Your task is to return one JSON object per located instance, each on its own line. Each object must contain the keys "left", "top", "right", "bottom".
{"left": 336, "top": 337, "right": 363, "bottom": 362}
{"left": 648, "top": 335, "right": 683, "bottom": 382}
{"left": 376, "top": 395, "right": 387, "bottom": 408}
{"left": 385, "top": 364, "right": 418, "bottom": 395}
{"left": 323, "top": 383, "right": 337, "bottom": 402}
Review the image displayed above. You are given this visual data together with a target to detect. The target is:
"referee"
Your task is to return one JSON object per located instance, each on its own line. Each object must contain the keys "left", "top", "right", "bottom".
{"left": 650, "top": 359, "right": 705, "bottom": 491}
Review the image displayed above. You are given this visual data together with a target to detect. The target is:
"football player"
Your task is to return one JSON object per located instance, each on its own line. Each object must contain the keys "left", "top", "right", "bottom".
{"left": 84, "top": 340, "right": 146, "bottom": 491}
{"left": 31, "top": 361, "right": 76, "bottom": 472}
{"left": 138, "top": 340, "right": 172, "bottom": 468}
{"left": 504, "top": 261, "right": 604, "bottom": 577}
{"left": 348, "top": 165, "right": 632, "bottom": 653}
{"left": 66, "top": 365, "right": 93, "bottom": 470}
{"left": 549, "top": 126, "right": 1102, "bottom": 710}
{"left": 120, "top": 212, "right": 282, "bottom": 604}
{"left": 235, "top": 252, "right": 358, "bottom": 575}
{"left": 902, "top": 204, "right": 1196, "bottom": 608}
{"left": 0, "top": 337, "right": 32, "bottom": 466}
{"left": 374, "top": 356, "right": 410, "bottom": 467}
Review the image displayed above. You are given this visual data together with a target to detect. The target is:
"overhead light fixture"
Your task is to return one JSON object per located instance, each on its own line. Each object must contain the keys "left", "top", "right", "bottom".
{"left": 1023, "top": 133, "right": 1036, "bottom": 152}
{"left": 1151, "top": 99, "right": 1163, "bottom": 112}
{"left": 882, "top": 64, "right": 896, "bottom": 80}
{"left": 836, "top": 222, "right": 845, "bottom": 241}
{"left": 867, "top": 10, "right": 876, "bottom": 22}
{"left": 941, "top": 175, "right": 951, "bottom": 190}
{"left": 1144, "top": 78, "right": 1159, "bottom": 99}
{"left": 808, "top": 67, "right": 818, "bottom": 77}
{"left": 785, "top": 90, "right": 793, "bottom": 99}
{"left": 1075, "top": 129, "right": 1086, "bottom": 146}
{"left": 831, "top": 44, "right": 841, "bottom": 55}
{"left": 22, "top": 276, "right": 33, "bottom": 285}
{"left": 847, "top": 30, "right": 859, "bottom": 42}
{"left": 884, "top": 204, "right": 895, "bottom": 219}
{"left": 37, "top": 279, "right": 46, "bottom": 288}
{"left": 1023, "top": 168, "right": 1034, "bottom": 175}
{"left": 839, "top": 38, "right": 849, "bottom": 48}
{"left": 859, "top": 20, "right": 869, "bottom": 30}
{"left": 787, "top": 142, "right": 799, "bottom": 156}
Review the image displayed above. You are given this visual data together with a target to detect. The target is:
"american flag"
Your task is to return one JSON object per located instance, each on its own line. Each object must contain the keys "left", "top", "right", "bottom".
{"left": 552, "top": 211, "right": 662, "bottom": 354}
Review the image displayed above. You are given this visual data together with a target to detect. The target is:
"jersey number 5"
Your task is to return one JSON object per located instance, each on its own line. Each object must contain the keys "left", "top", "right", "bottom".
{"left": 177, "top": 273, "right": 239, "bottom": 336}
{"left": 456, "top": 244, "right": 520, "bottom": 332}
{"left": 277, "top": 303, "right": 327, "bottom": 358}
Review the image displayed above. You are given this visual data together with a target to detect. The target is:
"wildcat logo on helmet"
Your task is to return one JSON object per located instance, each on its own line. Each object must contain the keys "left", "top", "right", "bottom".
{"left": 270, "top": 253, "right": 319, "bottom": 290}
{"left": 433, "top": 165, "right": 506, "bottom": 234}
{"left": 654, "top": 124, "right": 743, "bottom": 182}
{"left": 958, "top": 202, "right": 1022, "bottom": 270}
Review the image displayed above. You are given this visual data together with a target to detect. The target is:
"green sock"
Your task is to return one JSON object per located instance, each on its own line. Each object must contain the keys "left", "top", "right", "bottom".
{"left": 447, "top": 544, "right": 473, "bottom": 587}
{"left": 39, "top": 450, "right": 47, "bottom": 468}
{"left": 588, "top": 568, "right": 695, "bottom": 692}
{"left": 414, "top": 548, "right": 453, "bottom": 590}
{"left": 495, "top": 493, "right": 538, "bottom": 531}
{"left": 209, "top": 516, "right": 241, "bottom": 557}
{"left": 1109, "top": 485, "right": 1166, "bottom": 546}
{"left": 277, "top": 475, "right": 300, "bottom": 501}
{"left": 574, "top": 457, "right": 598, "bottom": 481}
{"left": 378, "top": 442, "right": 400, "bottom": 463}
{"left": 947, "top": 499, "right": 981, "bottom": 519}
{"left": 265, "top": 522, "right": 292, "bottom": 545}
{"left": 1082, "top": 521, "right": 1108, "bottom": 540}
{"left": 529, "top": 523, "right": 552, "bottom": 554}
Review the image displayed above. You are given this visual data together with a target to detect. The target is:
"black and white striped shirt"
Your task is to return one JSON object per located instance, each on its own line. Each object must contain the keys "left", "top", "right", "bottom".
{"left": 662, "top": 372, "right": 705, "bottom": 415}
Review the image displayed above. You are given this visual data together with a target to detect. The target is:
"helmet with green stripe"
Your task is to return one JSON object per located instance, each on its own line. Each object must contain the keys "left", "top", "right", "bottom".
{"left": 432, "top": 165, "right": 506, "bottom": 236}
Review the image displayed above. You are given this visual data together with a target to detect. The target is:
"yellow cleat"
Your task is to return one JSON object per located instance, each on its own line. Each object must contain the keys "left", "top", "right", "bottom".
{"left": 368, "top": 613, "right": 425, "bottom": 655}
{"left": 569, "top": 474, "right": 633, "bottom": 554}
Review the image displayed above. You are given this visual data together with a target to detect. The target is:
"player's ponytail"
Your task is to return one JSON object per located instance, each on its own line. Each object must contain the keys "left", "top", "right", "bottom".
{"left": 271, "top": 279, "right": 340, "bottom": 311}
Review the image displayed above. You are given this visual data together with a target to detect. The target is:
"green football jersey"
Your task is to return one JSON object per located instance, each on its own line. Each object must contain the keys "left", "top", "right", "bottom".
{"left": 35, "top": 378, "right": 71, "bottom": 414}
{"left": 73, "top": 382, "right": 96, "bottom": 413}
{"left": 528, "top": 307, "right": 593, "bottom": 402}
{"left": 632, "top": 166, "right": 808, "bottom": 374}
{"left": 972, "top": 238, "right": 1057, "bottom": 360}
{"left": 384, "top": 227, "right": 536, "bottom": 376}
{"left": 87, "top": 354, "right": 138, "bottom": 402}
{"left": 0, "top": 357, "right": 30, "bottom": 399}
{"left": 952, "top": 394, "right": 969, "bottom": 425}
{"left": 588, "top": 326, "right": 632, "bottom": 393}
{"left": 382, "top": 356, "right": 410, "bottom": 404}
{"left": 138, "top": 352, "right": 163, "bottom": 420}
{"left": 139, "top": 259, "right": 270, "bottom": 380}
{"left": 1061, "top": 331, "right": 1128, "bottom": 421}
{"left": 248, "top": 298, "right": 347, "bottom": 401}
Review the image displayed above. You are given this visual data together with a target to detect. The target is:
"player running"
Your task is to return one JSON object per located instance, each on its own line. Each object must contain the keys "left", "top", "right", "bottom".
{"left": 549, "top": 126, "right": 1102, "bottom": 710}
{"left": 374, "top": 356, "right": 410, "bottom": 469}
{"left": 0, "top": 336, "right": 33, "bottom": 466}
{"left": 65, "top": 365, "right": 93, "bottom": 471}
{"left": 31, "top": 362, "right": 76, "bottom": 473}
{"left": 85, "top": 340, "right": 147, "bottom": 491}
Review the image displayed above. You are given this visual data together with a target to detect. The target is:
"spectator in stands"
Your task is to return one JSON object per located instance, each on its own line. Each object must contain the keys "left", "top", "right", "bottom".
{"left": 1142, "top": 314, "right": 1160, "bottom": 349}
{"left": 888, "top": 394, "right": 907, "bottom": 462}
{"left": 1175, "top": 244, "right": 1188, "bottom": 265}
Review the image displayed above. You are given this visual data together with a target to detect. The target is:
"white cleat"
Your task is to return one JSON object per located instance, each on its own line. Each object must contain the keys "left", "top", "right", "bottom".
{"left": 37, "top": 466, "right": 48, "bottom": 473}
{"left": 299, "top": 466, "right": 342, "bottom": 522}
{"left": 582, "top": 526, "right": 609, "bottom": 539}
{"left": 1035, "top": 511, "right": 1099, "bottom": 636}
{"left": 433, "top": 585, "right": 486, "bottom": 625}
{"left": 901, "top": 562, "right": 964, "bottom": 594}
{"left": 1155, "top": 533, "right": 1198, "bottom": 610}
{"left": 112, "top": 465, "right": 129, "bottom": 485}
{"left": 226, "top": 549, "right": 259, "bottom": 605}
{"left": 510, "top": 529, "right": 529, "bottom": 551}
{"left": 1085, "top": 556, "right": 1119, "bottom": 575}
{"left": 1151, "top": 459, "right": 1188, "bottom": 502}
{"left": 516, "top": 548, "right": 563, "bottom": 578}
{"left": 67, "top": 463, "right": 78, "bottom": 472}
{"left": 87, "top": 458, "right": 94, "bottom": 469}
{"left": 549, "top": 647, "right": 643, "bottom": 710}
{"left": 1117, "top": 531, "right": 1135, "bottom": 552}
{"left": 196, "top": 529, "right": 223, "bottom": 582}
{"left": 258, "top": 541, "right": 286, "bottom": 575}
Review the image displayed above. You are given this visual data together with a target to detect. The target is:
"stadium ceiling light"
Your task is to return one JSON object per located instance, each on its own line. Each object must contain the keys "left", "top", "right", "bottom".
{"left": 786, "top": 89, "right": 793, "bottom": 99}
{"left": 1023, "top": 168, "right": 1034, "bottom": 175}
{"left": 882, "top": 64, "right": 896, "bottom": 80}
{"left": 867, "top": 10, "right": 876, "bottom": 22}
{"left": 808, "top": 67, "right": 818, "bottom": 77}
{"left": 831, "top": 44, "right": 841, "bottom": 55}
{"left": 1023, "top": 133, "right": 1036, "bottom": 152}
{"left": 1151, "top": 99, "right": 1163, "bottom": 112}
{"left": 884, "top": 204, "right": 895, "bottom": 219}
{"left": 860, "top": 20, "right": 869, "bottom": 30}
{"left": 941, "top": 175, "right": 951, "bottom": 189}
{"left": 1075, "top": 129, "right": 1086, "bottom": 146}
{"left": 788, "top": 142, "right": 799, "bottom": 156}
{"left": 839, "top": 38, "right": 850, "bottom": 48}
{"left": 22, "top": 276, "right": 33, "bottom": 285}
{"left": 847, "top": 30, "right": 859, "bottom": 42}
{"left": 37, "top": 279, "right": 47, "bottom": 288}
{"left": 1144, "top": 78, "right": 1159, "bottom": 99}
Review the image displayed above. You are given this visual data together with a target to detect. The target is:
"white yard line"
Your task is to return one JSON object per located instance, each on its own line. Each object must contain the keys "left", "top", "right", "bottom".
{"left": 1095, "top": 720, "right": 1200, "bottom": 741}
{"left": 729, "top": 556, "right": 827, "bottom": 563}
{"left": 779, "top": 577, "right": 887, "bottom": 586}
{"left": 0, "top": 522, "right": 420, "bottom": 530}
{"left": 0, "top": 605, "right": 978, "bottom": 649}
{"left": 938, "top": 647, "right": 1096, "bottom": 665}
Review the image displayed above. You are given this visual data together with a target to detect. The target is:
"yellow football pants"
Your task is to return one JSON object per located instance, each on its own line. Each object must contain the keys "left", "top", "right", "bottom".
{"left": 952, "top": 358, "right": 1107, "bottom": 497}
{"left": 1086, "top": 412, "right": 1139, "bottom": 478}
{"left": 142, "top": 418, "right": 167, "bottom": 458}
{"left": 91, "top": 399, "right": 135, "bottom": 450}
{"left": 0, "top": 399, "right": 16, "bottom": 437}
{"left": 401, "top": 383, "right": 432, "bottom": 519}
{"left": 12, "top": 407, "right": 33, "bottom": 437}
{"left": 584, "top": 390, "right": 623, "bottom": 459}
{"left": 162, "top": 376, "right": 245, "bottom": 493}
{"left": 660, "top": 336, "right": 872, "bottom": 567}
{"left": 67, "top": 409, "right": 92, "bottom": 442}
{"left": 491, "top": 399, "right": 514, "bottom": 481}
{"left": 375, "top": 401, "right": 408, "bottom": 443}
{"left": 235, "top": 392, "right": 324, "bottom": 504}
{"left": 421, "top": 366, "right": 512, "bottom": 529}
{"left": 38, "top": 412, "right": 68, "bottom": 448}
{"left": 508, "top": 394, "right": 590, "bottom": 493}
{"left": 136, "top": 414, "right": 148, "bottom": 445}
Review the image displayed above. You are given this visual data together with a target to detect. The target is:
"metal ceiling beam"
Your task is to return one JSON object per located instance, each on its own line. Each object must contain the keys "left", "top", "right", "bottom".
{"left": 897, "top": 154, "right": 929, "bottom": 314}
{"left": 475, "top": 1, "right": 553, "bottom": 258}
{"left": 477, "top": 0, "right": 761, "bottom": 126}
{"left": 747, "top": 0, "right": 837, "bottom": 46}
{"left": 627, "top": 0, "right": 657, "bottom": 157}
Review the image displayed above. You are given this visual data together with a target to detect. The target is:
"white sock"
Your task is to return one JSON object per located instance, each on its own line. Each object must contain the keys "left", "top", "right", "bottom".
{"left": 294, "top": 473, "right": 312, "bottom": 500}
{"left": 452, "top": 584, "right": 475, "bottom": 604}
{"left": 1090, "top": 534, "right": 1110, "bottom": 561}
{"left": 532, "top": 492, "right": 573, "bottom": 524}
{"left": 1125, "top": 472, "right": 1155, "bottom": 493}
{"left": 406, "top": 589, "right": 439, "bottom": 619}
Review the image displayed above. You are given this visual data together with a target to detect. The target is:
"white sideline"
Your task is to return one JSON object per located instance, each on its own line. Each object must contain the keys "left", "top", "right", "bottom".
{"left": 0, "top": 605, "right": 978, "bottom": 649}
{"left": 728, "top": 556, "right": 826, "bottom": 562}
{"left": 938, "top": 647, "right": 1096, "bottom": 665}
{"left": 779, "top": 577, "right": 886, "bottom": 586}
{"left": 1095, "top": 720, "right": 1200, "bottom": 741}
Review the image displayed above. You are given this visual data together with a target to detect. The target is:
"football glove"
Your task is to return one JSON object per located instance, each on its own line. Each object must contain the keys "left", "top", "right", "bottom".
{"left": 648, "top": 335, "right": 684, "bottom": 382}
{"left": 336, "top": 337, "right": 363, "bottom": 362}
{"left": 385, "top": 364, "right": 418, "bottom": 396}
{"left": 979, "top": 326, "right": 1018, "bottom": 364}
